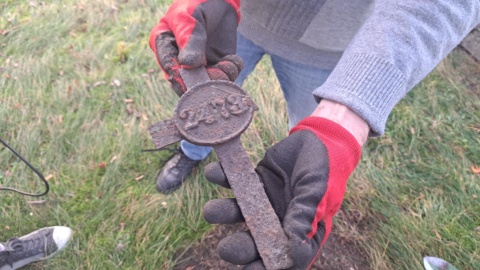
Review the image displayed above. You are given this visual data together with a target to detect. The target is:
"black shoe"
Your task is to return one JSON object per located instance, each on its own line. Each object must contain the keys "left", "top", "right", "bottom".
{"left": 156, "top": 149, "right": 200, "bottom": 194}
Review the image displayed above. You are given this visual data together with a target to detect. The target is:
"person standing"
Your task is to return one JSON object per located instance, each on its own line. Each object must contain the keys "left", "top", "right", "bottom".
{"left": 149, "top": 0, "right": 480, "bottom": 268}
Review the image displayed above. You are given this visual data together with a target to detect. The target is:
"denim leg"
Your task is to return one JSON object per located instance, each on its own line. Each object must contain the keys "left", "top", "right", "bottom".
{"left": 270, "top": 54, "right": 333, "bottom": 129}
{"left": 180, "top": 33, "right": 266, "bottom": 160}
{"left": 180, "top": 140, "right": 212, "bottom": 161}
{"left": 234, "top": 33, "right": 266, "bottom": 86}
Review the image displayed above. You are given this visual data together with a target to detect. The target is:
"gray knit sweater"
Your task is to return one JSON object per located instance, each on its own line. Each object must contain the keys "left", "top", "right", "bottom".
{"left": 238, "top": 0, "right": 480, "bottom": 136}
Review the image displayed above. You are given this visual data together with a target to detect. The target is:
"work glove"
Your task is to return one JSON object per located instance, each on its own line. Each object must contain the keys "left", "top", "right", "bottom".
{"left": 149, "top": 0, "right": 243, "bottom": 96}
{"left": 202, "top": 117, "right": 362, "bottom": 269}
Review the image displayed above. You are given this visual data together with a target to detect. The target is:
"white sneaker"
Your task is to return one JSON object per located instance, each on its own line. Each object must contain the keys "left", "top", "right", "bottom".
{"left": 0, "top": 226, "right": 72, "bottom": 270}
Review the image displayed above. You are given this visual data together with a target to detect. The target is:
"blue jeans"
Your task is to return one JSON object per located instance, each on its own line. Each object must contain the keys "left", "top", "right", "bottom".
{"left": 181, "top": 33, "right": 333, "bottom": 160}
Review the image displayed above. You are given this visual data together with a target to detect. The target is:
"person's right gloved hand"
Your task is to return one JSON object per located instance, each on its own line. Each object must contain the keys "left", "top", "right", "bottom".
{"left": 202, "top": 117, "right": 362, "bottom": 269}
{"left": 149, "top": 0, "right": 243, "bottom": 96}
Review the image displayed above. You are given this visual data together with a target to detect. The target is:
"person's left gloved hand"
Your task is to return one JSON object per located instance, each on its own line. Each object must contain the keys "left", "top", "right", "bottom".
{"left": 202, "top": 117, "right": 362, "bottom": 269}
{"left": 149, "top": 0, "right": 243, "bottom": 96}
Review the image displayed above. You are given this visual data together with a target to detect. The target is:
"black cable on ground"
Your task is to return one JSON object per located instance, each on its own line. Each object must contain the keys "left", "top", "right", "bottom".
{"left": 0, "top": 137, "right": 49, "bottom": 197}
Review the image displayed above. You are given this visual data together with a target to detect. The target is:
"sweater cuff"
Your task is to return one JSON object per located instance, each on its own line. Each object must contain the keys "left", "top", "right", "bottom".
{"left": 312, "top": 53, "right": 407, "bottom": 136}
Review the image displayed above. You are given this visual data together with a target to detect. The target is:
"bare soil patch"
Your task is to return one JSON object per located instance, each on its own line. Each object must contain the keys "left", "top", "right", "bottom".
{"left": 173, "top": 217, "right": 370, "bottom": 270}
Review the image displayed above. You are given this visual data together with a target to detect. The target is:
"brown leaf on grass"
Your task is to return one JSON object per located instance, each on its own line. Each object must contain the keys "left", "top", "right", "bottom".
{"left": 142, "top": 113, "right": 149, "bottom": 121}
{"left": 124, "top": 98, "right": 134, "bottom": 103}
{"left": 116, "top": 243, "right": 125, "bottom": 251}
{"left": 69, "top": 32, "right": 77, "bottom": 38}
{"left": 472, "top": 166, "right": 480, "bottom": 174}
{"left": 135, "top": 175, "right": 144, "bottom": 181}
{"left": 111, "top": 79, "right": 121, "bottom": 87}
{"left": 45, "top": 174, "right": 54, "bottom": 181}
{"left": 98, "top": 162, "right": 107, "bottom": 169}
{"left": 433, "top": 229, "right": 442, "bottom": 240}
{"left": 126, "top": 104, "right": 132, "bottom": 115}
{"left": 93, "top": 81, "right": 106, "bottom": 87}
{"left": 5, "top": 226, "right": 10, "bottom": 230}
{"left": 3, "top": 170, "right": 12, "bottom": 178}
{"left": 186, "top": 266, "right": 195, "bottom": 270}
{"left": 27, "top": 200, "right": 46, "bottom": 205}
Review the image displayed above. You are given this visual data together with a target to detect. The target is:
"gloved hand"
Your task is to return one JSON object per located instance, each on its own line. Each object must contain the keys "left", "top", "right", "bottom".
{"left": 202, "top": 117, "right": 362, "bottom": 269}
{"left": 149, "top": 0, "right": 243, "bottom": 96}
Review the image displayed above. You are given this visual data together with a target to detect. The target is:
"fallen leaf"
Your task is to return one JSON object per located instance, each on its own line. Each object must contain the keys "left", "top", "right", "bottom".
{"left": 45, "top": 174, "right": 54, "bottom": 181}
{"left": 116, "top": 243, "right": 125, "bottom": 251}
{"left": 110, "top": 155, "right": 118, "bottom": 163}
{"left": 161, "top": 201, "right": 167, "bottom": 209}
{"left": 111, "top": 79, "right": 121, "bottom": 87}
{"left": 473, "top": 194, "right": 477, "bottom": 199}
{"left": 433, "top": 229, "right": 442, "bottom": 240}
{"left": 472, "top": 166, "right": 480, "bottom": 174}
{"left": 69, "top": 32, "right": 77, "bottom": 38}
{"left": 186, "top": 266, "right": 195, "bottom": 270}
{"left": 93, "top": 81, "right": 106, "bottom": 87}
{"left": 5, "top": 226, "right": 10, "bottom": 230}
{"left": 142, "top": 113, "right": 149, "bottom": 121}
{"left": 135, "top": 175, "right": 144, "bottom": 181}
{"left": 410, "top": 127, "right": 415, "bottom": 134}
{"left": 126, "top": 104, "right": 132, "bottom": 115}
{"left": 27, "top": 200, "right": 46, "bottom": 205}
{"left": 124, "top": 98, "right": 134, "bottom": 103}
{"left": 120, "top": 222, "right": 126, "bottom": 230}
{"left": 98, "top": 162, "right": 107, "bottom": 169}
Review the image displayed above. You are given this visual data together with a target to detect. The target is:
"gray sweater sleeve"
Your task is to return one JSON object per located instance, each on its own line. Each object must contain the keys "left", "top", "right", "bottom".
{"left": 313, "top": 0, "right": 480, "bottom": 136}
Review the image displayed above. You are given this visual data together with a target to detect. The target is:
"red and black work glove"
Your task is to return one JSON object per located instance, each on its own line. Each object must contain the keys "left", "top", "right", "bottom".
{"left": 202, "top": 117, "right": 362, "bottom": 269}
{"left": 149, "top": 0, "right": 243, "bottom": 96}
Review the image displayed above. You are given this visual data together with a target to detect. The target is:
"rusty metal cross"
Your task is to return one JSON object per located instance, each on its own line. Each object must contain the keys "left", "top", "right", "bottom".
{"left": 148, "top": 67, "right": 292, "bottom": 269}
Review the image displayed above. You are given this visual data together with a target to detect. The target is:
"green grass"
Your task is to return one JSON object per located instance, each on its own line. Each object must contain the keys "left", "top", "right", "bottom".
{"left": 1, "top": 1, "right": 479, "bottom": 269}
